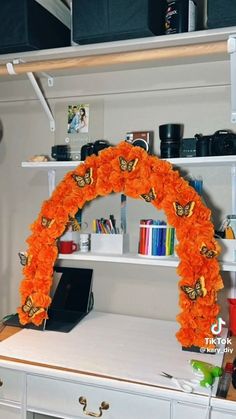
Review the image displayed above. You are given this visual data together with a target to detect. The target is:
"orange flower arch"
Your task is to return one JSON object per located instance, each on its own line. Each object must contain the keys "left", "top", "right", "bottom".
{"left": 18, "top": 141, "right": 223, "bottom": 349}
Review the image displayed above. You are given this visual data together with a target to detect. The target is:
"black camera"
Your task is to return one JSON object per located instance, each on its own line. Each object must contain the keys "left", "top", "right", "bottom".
{"left": 195, "top": 130, "right": 236, "bottom": 157}
{"left": 51, "top": 145, "right": 81, "bottom": 161}
{"left": 210, "top": 130, "right": 236, "bottom": 156}
{"left": 81, "top": 140, "right": 110, "bottom": 160}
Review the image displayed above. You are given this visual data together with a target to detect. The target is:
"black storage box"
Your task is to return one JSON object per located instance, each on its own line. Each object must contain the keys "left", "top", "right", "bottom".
{"left": 207, "top": 0, "right": 236, "bottom": 29}
{"left": 0, "top": 0, "right": 70, "bottom": 55}
{"left": 72, "top": 0, "right": 166, "bottom": 45}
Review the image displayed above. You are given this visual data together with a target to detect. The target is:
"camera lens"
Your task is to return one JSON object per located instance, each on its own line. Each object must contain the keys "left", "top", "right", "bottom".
{"left": 160, "top": 141, "right": 180, "bottom": 158}
{"left": 159, "top": 123, "right": 183, "bottom": 158}
{"left": 132, "top": 138, "right": 148, "bottom": 152}
{"left": 159, "top": 123, "right": 183, "bottom": 141}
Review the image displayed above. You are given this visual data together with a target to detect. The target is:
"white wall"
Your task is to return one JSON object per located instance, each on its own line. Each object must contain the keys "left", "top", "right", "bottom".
{"left": 0, "top": 60, "right": 233, "bottom": 324}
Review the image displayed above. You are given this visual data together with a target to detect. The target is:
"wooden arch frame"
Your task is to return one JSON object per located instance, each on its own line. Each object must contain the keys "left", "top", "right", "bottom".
{"left": 18, "top": 141, "right": 223, "bottom": 349}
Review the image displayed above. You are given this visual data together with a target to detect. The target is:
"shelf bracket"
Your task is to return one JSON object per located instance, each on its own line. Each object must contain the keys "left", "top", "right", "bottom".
{"left": 228, "top": 35, "right": 236, "bottom": 123}
{"left": 27, "top": 71, "right": 55, "bottom": 132}
{"left": 5, "top": 59, "right": 55, "bottom": 132}
{"left": 39, "top": 72, "right": 54, "bottom": 87}
{"left": 48, "top": 169, "right": 56, "bottom": 196}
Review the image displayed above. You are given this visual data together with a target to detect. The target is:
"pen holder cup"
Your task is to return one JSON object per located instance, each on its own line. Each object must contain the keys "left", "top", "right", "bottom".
{"left": 216, "top": 239, "right": 236, "bottom": 262}
{"left": 138, "top": 224, "right": 175, "bottom": 257}
{"left": 90, "top": 234, "right": 129, "bottom": 255}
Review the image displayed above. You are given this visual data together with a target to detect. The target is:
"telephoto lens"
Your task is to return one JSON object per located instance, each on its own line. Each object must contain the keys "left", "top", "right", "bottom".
{"left": 159, "top": 123, "right": 183, "bottom": 158}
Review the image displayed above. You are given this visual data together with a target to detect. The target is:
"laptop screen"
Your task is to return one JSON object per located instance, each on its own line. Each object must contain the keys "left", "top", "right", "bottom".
{"left": 52, "top": 267, "right": 93, "bottom": 314}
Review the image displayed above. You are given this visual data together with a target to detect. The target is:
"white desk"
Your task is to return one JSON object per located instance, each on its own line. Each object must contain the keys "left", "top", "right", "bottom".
{"left": 0, "top": 312, "right": 235, "bottom": 419}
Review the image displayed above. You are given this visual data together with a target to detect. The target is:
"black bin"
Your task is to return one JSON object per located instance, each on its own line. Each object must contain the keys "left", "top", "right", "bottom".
{"left": 0, "top": 0, "right": 70, "bottom": 55}
{"left": 207, "top": 0, "right": 236, "bottom": 29}
{"left": 72, "top": 0, "right": 166, "bottom": 45}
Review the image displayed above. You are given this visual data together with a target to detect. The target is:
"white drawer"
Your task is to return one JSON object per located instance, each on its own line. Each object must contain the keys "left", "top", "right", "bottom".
{"left": 211, "top": 409, "right": 236, "bottom": 419}
{"left": 27, "top": 375, "right": 171, "bottom": 419}
{"left": 0, "top": 367, "right": 24, "bottom": 403}
{"left": 0, "top": 405, "right": 21, "bottom": 419}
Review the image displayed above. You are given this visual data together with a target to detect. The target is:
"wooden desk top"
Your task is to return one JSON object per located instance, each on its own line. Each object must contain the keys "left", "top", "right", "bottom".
{"left": 0, "top": 325, "right": 21, "bottom": 341}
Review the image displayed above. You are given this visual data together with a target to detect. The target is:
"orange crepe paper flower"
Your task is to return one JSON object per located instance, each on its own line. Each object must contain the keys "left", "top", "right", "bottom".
{"left": 18, "top": 141, "right": 223, "bottom": 349}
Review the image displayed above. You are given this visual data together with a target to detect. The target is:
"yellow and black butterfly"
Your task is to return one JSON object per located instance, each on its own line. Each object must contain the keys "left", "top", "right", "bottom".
{"left": 69, "top": 216, "right": 81, "bottom": 232}
{"left": 119, "top": 156, "right": 138, "bottom": 172}
{"left": 22, "top": 295, "right": 44, "bottom": 319}
{"left": 41, "top": 216, "right": 54, "bottom": 228}
{"left": 200, "top": 243, "right": 218, "bottom": 259}
{"left": 18, "top": 251, "right": 32, "bottom": 266}
{"left": 173, "top": 201, "right": 195, "bottom": 218}
{"left": 181, "top": 276, "right": 207, "bottom": 301}
{"left": 72, "top": 168, "right": 93, "bottom": 188}
{"left": 140, "top": 187, "right": 156, "bottom": 203}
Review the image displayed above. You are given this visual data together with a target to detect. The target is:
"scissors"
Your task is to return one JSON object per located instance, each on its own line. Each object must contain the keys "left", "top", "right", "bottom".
{"left": 160, "top": 372, "right": 200, "bottom": 393}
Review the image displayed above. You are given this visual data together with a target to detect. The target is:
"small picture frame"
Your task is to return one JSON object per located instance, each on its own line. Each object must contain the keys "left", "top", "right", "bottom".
{"left": 67, "top": 104, "right": 89, "bottom": 134}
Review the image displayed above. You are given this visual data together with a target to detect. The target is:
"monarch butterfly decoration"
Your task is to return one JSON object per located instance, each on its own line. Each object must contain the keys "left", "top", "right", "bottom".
{"left": 200, "top": 243, "right": 218, "bottom": 259}
{"left": 41, "top": 216, "right": 55, "bottom": 229}
{"left": 119, "top": 156, "right": 138, "bottom": 172}
{"left": 72, "top": 168, "right": 93, "bottom": 188}
{"left": 68, "top": 215, "right": 81, "bottom": 232}
{"left": 173, "top": 201, "right": 195, "bottom": 218}
{"left": 18, "top": 251, "right": 32, "bottom": 266}
{"left": 181, "top": 276, "right": 207, "bottom": 301}
{"left": 22, "top": 295, "right": 44, "bottom": 319}
{"left": 140, "top": 187, "right": 156, "bottom": 203}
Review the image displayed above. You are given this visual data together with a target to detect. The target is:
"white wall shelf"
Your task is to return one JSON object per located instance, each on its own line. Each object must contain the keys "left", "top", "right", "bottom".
{"left": 57, "top": 251, "right": 235, "bottom": 272}
{"left": 21, "top": 161, "right": 82, "bottom": 169}
{"left": 0, "top": 27, "right": 235, "bottom": 79}
{"left": 58, "top": 252, "right": 179, "bottom": 267}
{"left": 22, "top": 155, "right": 236, "bottom": 169}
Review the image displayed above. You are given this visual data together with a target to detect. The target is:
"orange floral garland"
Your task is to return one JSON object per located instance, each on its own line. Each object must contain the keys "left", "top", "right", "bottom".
{"left": 18, "top": 141, "right": 223, "bottom": 349}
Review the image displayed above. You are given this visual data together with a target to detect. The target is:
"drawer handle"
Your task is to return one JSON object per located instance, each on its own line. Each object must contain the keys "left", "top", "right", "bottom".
{"left": 79, "top": 396, "right": 110, "bottom": 417}
{"left": 0, "top": 380, "right": 3, "bottom": 387}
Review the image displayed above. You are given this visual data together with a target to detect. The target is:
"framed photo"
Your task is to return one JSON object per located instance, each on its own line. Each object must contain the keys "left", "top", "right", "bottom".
{"left": 67, "top": 104, "right": 89, "bottom": 134}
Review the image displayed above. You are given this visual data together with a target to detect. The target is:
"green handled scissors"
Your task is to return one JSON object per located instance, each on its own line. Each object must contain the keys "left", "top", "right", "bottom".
{"left": 161, "top": 372, "right": 200, "bottom": 393}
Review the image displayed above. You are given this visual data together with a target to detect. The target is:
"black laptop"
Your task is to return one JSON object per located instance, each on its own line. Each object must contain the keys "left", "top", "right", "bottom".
{"left": 4, "top": 267, "right": 94, "bottom": 333}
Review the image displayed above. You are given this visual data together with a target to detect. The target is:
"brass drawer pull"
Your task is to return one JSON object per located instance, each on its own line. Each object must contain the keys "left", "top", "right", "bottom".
{"left": 0, "top": 380, "right": 3, "bottom": 387}
{"left": 79, "top": 396, "right": 109, "bottom": 417}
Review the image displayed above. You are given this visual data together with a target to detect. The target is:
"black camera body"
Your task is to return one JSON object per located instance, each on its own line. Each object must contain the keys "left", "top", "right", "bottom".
{"left": 210, "top": 130, "right": 236, "bottom": 156}
{"left": 195, "top": 130, "right": 236, "bottom": 157}
{"left": 81, "top": 140, "right": 110, "bottom": 160}
{"left": 51, "top": 145, "right": 72, "bottom": 161}
{"left": 51, "top": 145, "right": 81, "bottom": 161}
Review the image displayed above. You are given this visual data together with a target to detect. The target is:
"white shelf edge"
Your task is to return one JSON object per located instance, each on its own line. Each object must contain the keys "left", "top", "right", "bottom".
{"left": 58, "top": 252, "right": 179, "bottom": 267}
{"left": 57, "top": 252, "right": 235, "bottom": 271}
{"left": 220, "top": 261, "right": 236, "bottom": 272}
{"left": 21, "top": 155, "right": 236, "bottom": 169}
{"left": 21, "top": 161, "right": 83, "bottom": 169}
{"left": 168, "top": 155, "right": 236, "bottom": 166}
